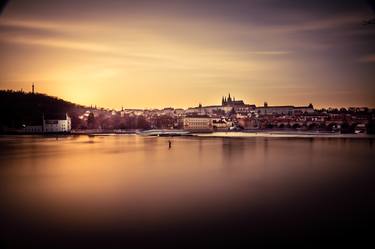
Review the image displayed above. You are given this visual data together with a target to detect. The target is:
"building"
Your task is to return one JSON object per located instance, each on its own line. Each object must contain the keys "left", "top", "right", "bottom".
{"left": 24, "top": 125, "right": 43, "bottom": 133}
{"left": 43, "top": 113, "right": 71, "bottom": 133}
{"left": 212, "top": 118, "right": 233, "bottom": 130}
{"left": 161, "top": 107, "right": 175, "bottom": 115}
{"left": 222, "top": 93, "right": 245, "bottom": 107}
{"left": 237, "top": 117, "right": 259, "bottom": 129}
{"left": 256, "top": 103, "right": 294, "bottom": 115}
{"left": 221, "top": 93, "right": 255, "bottom": 113}
{"left": 233, "top": 104, "right": 255, "bottom": 114}
{"left": 174, "top": 108, "right": 185, "bottom": 116}
{"left": 293, "top": 104, "right": 315, "bottom": 114}
{"left": 186, "top": 94, "right": 249, "bottom": 115}
{"left": 256, "top": 102, "right": 314, "bottom": 115}
{"left": 24, "top": 119, "right": 43, "bottom": 133}
{"left": 183, "top": 115, "right": 213, "bottom": 132}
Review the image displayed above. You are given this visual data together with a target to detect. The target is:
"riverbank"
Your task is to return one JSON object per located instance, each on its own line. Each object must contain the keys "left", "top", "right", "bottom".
{"left": 193, "top": 130, "right": 375, "bottom": 138}
{"left": 2, "top": 129, "right": 375, "bottom": 138}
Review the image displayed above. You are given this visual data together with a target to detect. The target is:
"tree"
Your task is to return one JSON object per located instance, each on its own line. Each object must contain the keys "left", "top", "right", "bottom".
{"left": 340, "top": 122, "right": 354, "bottom": 134}
{"left": 87, "top": 112, "right": 96, "bottom": 129}
{"left": 0, "top": 90, "right": 85, "bottom": 130}
{"left": 155, "top": 115, "right": 174, "bottom": 129}
{"left": 367, "top": 118, "right": 375, "bottom": 134}
{"left": 111, "top": 114, "right": 121, "bottom": 129}
{"left": 137, "top": 115, "right": 150, "bottom": 129}
{"left": 70, "top": 114, "right": 82, "bottom": 129}
{"left": 292, "top": 123, "right": 301, "bottom": 129}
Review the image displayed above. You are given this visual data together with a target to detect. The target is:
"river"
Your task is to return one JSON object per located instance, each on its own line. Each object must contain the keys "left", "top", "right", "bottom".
{"left": 0, "top": 135, "right": 374, "bottom": 247}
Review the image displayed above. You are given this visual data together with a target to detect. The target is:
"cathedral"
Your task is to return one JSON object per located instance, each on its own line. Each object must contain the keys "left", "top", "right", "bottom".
{"left": 221, "top": 93, "right": 245, "bottom": 106}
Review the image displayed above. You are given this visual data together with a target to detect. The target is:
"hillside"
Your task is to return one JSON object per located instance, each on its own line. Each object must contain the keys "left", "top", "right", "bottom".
{"left": 0, "top": 90, "right": 85, "bottom": 129}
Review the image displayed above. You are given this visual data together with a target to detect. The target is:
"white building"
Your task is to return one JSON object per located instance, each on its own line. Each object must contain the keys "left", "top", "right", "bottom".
{"left": 183, "top": 115, "right": 213, "bottom": 132}
{"left": 212, "top": 118, "right": 232, "bottom": 130}
{"left": 43, "top": 113, "right": 71, "bottom": 133}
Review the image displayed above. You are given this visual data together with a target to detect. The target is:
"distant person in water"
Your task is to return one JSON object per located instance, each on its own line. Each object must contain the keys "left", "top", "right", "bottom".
{"left": 168, "top": 140, "right": 172, "bottom": 149}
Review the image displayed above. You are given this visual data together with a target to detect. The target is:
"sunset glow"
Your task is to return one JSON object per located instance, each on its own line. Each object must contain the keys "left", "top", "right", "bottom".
{"left": 1, "top": 2, "right": 375, "bottom": 248}
{"left": 1, "top": 0, "right": 374, "bottom": 108}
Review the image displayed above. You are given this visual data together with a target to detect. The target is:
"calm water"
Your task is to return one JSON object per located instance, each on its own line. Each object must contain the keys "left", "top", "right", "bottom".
{"left": 1, "top": 135, "right": 374, "bottom": 248}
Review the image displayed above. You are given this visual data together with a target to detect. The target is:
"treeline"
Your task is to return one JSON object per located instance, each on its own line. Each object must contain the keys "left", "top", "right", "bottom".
{"left": 80, "top": 112, "right": 179, "bottom": 130}
{"left": 0, "top": 90, "right": 85, "bottom": 129}
{"left": 82, "top": 112, "right": 151, "bottom": 130}
{"left": 0, "top": 90, "right": 180, "bottom": 132}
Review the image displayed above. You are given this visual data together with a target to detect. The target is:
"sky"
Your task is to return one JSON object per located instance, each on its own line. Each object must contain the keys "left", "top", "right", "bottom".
{"left": 0, "top": 0, "right": 374, "bottom": 109}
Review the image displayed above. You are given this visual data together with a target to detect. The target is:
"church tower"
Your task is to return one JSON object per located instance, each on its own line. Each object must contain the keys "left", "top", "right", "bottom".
{"left": 32, "top": 83, "right": 35, "bottom": 94}
{"left": 227, "top": 93, "right": 232, "bottom": 102}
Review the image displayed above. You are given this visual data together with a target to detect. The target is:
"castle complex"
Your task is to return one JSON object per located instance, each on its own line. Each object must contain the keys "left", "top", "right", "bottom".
{"left": 185, "top": 93, "right": 314, "bottom": 117}
{"left": 221, "top": 93, "right": 245, "bottom": 106}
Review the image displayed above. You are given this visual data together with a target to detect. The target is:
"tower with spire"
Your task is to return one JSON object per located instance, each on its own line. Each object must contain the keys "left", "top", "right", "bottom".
{"left": 32, "top": 83, "right": 35, "bottom": 94}
{"left": 221, "top": 93, "right": 244, "bottom": 107}
{"left": 222, "top": 93, "right": 234, "bottom": 106}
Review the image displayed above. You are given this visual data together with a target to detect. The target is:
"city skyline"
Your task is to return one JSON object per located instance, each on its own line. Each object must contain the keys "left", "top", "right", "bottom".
{"left": 3, "top": 85, "right": 374, "bottom": 111}
{"left": 1, "top": 3, "right": 375, "bottom": 247}
{"left": 1, "top": 0, "right": 375, "bottom": 109}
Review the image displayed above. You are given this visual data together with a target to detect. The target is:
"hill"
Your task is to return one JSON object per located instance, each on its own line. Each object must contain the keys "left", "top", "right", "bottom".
{"left": 0, "top": 90, "right": 86, "bottom": 130}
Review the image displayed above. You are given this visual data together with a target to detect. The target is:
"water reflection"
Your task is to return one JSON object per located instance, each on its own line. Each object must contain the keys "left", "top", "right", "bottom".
{"left": 220, "top": 138, "right": 246, "bottom": 170}
{"left": 0, "top": 135, "right": 374, "bottom": 247}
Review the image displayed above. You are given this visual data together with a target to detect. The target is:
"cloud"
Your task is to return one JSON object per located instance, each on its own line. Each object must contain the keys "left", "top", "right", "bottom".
{"left": 0, "top": 34, "right": 110, "bottom": 53}
{"left": 247, "top": 51, "right": 291, "bottom": 55}
{"left": 0, "top": 16, "right": 293, "bottom": 68}
{"left": 267, "top": 14, "right": 362, "bottom": 34}
{"left": 358, "top": 54, "right": 375, "bottom": 63}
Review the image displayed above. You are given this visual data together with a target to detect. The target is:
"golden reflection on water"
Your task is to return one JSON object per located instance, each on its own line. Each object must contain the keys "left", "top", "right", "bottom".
{"left": 0, "top": 135, "right": 374, "bottom": 229}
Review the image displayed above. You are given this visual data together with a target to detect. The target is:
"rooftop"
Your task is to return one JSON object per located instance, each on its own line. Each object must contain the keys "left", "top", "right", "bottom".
{"left": 44, "top": 113, "right": 68, "bottom": 120}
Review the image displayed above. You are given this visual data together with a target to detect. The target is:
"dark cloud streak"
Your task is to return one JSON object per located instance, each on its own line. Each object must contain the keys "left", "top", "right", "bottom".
{"left": 0, "top": 0, "right": 9, "bottom": 15}
{"left": 0, "top": 0, "right": 374, "bottom": 107}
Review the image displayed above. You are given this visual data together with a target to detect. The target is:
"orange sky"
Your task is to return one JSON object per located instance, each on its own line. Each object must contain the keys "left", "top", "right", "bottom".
{"left": 0, "top": 0, "right": 374, "bottom": 109}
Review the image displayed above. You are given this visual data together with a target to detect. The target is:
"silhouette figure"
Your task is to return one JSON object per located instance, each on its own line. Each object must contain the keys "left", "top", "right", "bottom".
{"left": 168, "top": 140, "right": 172, "bottom": 149}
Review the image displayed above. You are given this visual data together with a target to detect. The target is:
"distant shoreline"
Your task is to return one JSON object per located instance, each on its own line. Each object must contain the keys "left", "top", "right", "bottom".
{"left": 193, "top": 131, "right": 375, "bottom": 139}
{"left": 1, "top": 130, "right": 375, "bottom": 139}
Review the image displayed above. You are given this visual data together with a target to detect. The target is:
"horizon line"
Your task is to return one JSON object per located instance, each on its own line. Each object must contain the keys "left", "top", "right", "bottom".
{"left": 1, "top": 88, "right": 374, "bottom": 111}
